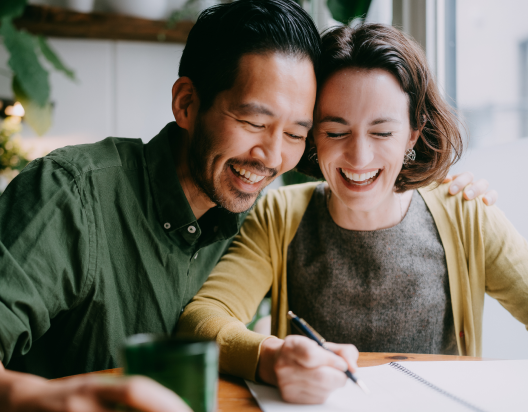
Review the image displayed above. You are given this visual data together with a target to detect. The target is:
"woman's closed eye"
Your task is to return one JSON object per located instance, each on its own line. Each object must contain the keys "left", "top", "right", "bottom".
{"left": 372, "top": 131, "right": 393, "bottom": 138}
{"left": 326, "top": 131, "right": 348, "bottom": 139}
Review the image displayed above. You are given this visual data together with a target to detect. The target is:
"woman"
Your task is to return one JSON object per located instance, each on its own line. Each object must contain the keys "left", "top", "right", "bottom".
{"left": 176, "top": 24, "right": 528, "bottom": 403}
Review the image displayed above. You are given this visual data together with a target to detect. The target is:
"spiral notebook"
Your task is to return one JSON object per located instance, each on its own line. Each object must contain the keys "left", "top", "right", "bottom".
{"left": 246, "top": 360, "right": 528, "bottom": 412}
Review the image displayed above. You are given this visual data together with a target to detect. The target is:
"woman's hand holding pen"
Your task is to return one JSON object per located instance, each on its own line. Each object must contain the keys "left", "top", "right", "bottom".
{"left": 258, "top": 335, "right": 359, "bottom": 404}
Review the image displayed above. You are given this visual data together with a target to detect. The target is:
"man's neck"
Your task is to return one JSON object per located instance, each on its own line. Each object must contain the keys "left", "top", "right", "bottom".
{"left": 173, "top": 127, "right": 216, "bottom": 221}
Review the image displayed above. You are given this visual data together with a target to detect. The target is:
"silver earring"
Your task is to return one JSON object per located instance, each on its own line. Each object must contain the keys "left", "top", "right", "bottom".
{"left": 403, "top": 148, "right": 416, "bottom": 165}
{"left": 308, "top": 147, "right": 318, "bottom": 164}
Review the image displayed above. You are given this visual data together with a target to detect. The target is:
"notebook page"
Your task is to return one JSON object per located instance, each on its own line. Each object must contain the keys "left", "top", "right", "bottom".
{"left": 398, "top": 360, "right": 528, "bottom": 412}
{"left": 246, "top": 363, "right": 471, "bottom": 412}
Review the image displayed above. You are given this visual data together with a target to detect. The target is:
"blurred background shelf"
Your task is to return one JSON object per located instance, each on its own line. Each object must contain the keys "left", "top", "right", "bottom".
{"left": 13, "top": 5, "right": 194, "bottom": 43}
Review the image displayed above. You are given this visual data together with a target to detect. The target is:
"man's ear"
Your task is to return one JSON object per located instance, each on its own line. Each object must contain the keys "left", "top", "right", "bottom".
{"left": 172, "top": 77, "right": 200, "bottom": 131}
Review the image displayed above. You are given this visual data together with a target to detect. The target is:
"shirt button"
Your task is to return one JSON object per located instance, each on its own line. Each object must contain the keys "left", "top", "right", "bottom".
{"left": 164, "top": 222, "right": 171, "bottom": 229}
{"left": 188, "top": 225, "right": 196, "bottom": 234}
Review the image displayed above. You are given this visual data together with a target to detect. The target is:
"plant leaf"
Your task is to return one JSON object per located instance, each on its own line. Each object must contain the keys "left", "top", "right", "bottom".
{"left": 13, "top": 76, "right": 52, "bottom": 136}
{"left": 282, "top": 170, "right": 318, "bottom": 186}
{"left": 1, "top": 18, "right": 50, "bottom": 106}
{"left": 0, "top": 0, "right": 27, "bottom": 20}
{"left": 37, "top": 36, "right": 76, "bottom": 81}
{"left": 327, "top": 0, "right": 372, "bottom": 25}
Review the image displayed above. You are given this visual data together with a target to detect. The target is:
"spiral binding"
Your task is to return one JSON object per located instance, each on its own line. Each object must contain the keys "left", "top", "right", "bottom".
{"left": 388, "top": 362, "right": 488, "bottom": 412}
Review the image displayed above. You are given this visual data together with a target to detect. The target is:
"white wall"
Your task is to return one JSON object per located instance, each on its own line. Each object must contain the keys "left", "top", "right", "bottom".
{"left": 0, "top": 38, "right": 184, "bottom": 157}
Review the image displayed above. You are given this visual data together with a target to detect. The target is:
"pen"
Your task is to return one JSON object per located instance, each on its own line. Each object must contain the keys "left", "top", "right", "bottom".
{"left": 287, "top": 310, "right": 370, "bottom": 394}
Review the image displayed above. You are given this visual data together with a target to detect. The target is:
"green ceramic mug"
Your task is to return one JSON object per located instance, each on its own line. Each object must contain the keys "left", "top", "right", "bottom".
{"left": 121, "top": 334, "right": 219, "bottom": 412}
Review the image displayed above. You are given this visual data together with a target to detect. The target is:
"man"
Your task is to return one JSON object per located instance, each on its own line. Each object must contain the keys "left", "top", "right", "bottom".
{"left": 0, "top": 0, "right": 493, "bottom": 410}
{"left": 0, "top": 1, "right": 318, "bottom": 410}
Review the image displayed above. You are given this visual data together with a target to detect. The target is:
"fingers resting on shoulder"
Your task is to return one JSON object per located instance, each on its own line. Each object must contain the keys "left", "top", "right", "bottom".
{"left": 443, "top": 171, "right": 498, "bottom": 205}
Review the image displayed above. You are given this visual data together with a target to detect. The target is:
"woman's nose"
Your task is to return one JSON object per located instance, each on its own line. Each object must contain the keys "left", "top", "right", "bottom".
{"left": 345, "top": 136, "right": 374, "bottom": 169}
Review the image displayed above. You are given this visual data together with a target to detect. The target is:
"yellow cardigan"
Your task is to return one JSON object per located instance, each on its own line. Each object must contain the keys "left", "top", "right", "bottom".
{"left": 177, "top": 182, "right": 528, "bottom": 381}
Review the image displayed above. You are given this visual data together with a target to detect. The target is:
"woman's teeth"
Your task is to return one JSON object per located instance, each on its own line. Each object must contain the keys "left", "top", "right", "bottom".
{"left": 232, "top": 166, "right": 265, "bottom": 184}
{"left": 340, "top": 168, "right": 380, "bottom": 185}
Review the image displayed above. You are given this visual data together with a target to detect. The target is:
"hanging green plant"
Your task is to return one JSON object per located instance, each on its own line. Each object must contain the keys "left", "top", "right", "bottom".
{"left": 0, "top": 0, "right": 76, "bottom": 135}
{"left": 327, "top": 0, "right": 372, "bottom": 25}
{"left": 292, "top": 0, "right": 372, "bottom": 25}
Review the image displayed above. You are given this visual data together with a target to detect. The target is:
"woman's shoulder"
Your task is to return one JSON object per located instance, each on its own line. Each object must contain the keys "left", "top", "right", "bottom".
{"left": 256, "top": 181, "right": 321, "bottom": 213}
{"left": 417, "top": 182, "right": 502, "bottom": 235}
{"left": 245, "top": 181, "right": 321, "bottom": 235}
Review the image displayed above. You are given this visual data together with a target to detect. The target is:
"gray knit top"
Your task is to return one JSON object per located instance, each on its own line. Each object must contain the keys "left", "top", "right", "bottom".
{"left": 287, "top": 183, "right": 458, "bottom": 355}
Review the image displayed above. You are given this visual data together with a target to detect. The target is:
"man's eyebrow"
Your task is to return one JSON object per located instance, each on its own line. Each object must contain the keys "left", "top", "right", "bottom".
{"left": 234, "top": 103, "right": 275, "bottom": 117}
{"left": 370, "top": 117, "right": 400, "bottom": 125}
{"left": 319, "top": 116, "right": 349, "bottom": 125}
{"left": 296, "top": 119, "right": 313, "bottom": 129}
{"left": 235, "top": 103, "right": 312, "bottom": 129}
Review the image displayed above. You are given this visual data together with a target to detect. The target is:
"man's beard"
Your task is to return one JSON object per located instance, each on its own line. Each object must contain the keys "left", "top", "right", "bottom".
{"left": 188, "top": 116, "right": 277, "bottom": 214}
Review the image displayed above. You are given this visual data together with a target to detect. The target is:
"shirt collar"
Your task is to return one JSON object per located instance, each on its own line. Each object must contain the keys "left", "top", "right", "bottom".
{"left": 145, "top": 122, "right": 244, "bottom": 244}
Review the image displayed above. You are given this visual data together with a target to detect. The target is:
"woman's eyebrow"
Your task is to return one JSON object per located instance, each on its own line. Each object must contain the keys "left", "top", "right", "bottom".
{"left": 370, "top": 117, "right": 400, "bottom": 125}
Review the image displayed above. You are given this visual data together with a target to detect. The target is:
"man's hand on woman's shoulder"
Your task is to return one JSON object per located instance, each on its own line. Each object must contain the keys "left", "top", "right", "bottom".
{"left": 0, "top": 361, "right": 191, "bottom": 412}
{"left": 444, "top": 171, "right": 498, "bottom": 205}
{"left": 258, "top": 335, "right": 358, "bottom": 404}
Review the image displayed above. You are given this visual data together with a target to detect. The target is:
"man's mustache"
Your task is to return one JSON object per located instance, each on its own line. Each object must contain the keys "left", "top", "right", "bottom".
{"left": 228, "top": 160, "right": 278, "bottom": 178}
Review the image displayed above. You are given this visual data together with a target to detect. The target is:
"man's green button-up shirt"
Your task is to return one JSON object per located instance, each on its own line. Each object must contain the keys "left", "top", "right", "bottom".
{"left": 0, "top": 122, "right": 244, "bottom": 379}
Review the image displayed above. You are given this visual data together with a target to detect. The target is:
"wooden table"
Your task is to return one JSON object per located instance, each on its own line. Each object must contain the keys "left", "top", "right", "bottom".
{"left": 75, "top": 353, "right": 484, "bottom": 411}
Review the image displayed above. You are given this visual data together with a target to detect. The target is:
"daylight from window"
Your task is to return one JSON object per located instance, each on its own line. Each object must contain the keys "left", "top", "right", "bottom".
{"left": 457, "top": 0, "right": 528, "bottom": 148}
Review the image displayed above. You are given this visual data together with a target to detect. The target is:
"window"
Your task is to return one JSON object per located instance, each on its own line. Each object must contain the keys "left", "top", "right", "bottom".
{"left": 457, "top": 0, "right": 528, "bottom": 147}
{"left": 520, "top": 38, "right": 528, "bottom": 138}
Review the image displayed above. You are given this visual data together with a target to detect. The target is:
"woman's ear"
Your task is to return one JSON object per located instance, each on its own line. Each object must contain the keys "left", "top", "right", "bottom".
{"left": 408, "top": 128, "right": 420, "bottom": 150}
{"left": 407, "top": 113, "right": 426, "bottom": 150}
{"left": 172, "top": 77, "right": 200, "bottom": 131}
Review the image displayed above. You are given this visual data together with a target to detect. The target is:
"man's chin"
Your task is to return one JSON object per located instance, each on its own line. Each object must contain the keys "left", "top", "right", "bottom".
{"left": 217, "top": 191, "right": 260, "bottom": 214}
{"left": 212, "top": 171, "right": 276, "bottom": 213}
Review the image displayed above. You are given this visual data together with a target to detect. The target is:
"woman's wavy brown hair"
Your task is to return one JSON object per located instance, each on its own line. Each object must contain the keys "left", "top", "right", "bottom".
{"left": 296, "top": 23, "right": 465, "bottom": 192}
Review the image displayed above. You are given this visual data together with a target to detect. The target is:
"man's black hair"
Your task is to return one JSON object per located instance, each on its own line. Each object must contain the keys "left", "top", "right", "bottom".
{"left": 178, "top": 0, "right": 321, "bottom": 111}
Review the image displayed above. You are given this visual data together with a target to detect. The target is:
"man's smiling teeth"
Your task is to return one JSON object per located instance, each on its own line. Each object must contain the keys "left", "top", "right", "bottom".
{"left": 341, "top": 168, "right": 380, "bottom": 182}
{"left": 232, "top": 166, "right": 265, "bottom": 184}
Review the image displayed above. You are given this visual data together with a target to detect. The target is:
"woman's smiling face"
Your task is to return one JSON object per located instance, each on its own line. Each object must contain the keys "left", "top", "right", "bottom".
{"left": 313, "top": 67, "right": 419, "bottom": 213}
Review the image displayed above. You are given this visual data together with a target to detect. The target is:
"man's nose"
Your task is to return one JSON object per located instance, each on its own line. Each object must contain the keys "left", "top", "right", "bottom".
{"left": 249, "top": 129, "right": 283, "bottom": 170}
